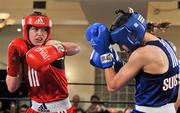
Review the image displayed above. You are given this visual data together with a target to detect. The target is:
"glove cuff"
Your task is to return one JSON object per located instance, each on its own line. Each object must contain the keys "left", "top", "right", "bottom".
{"left": 100, "top": 53, "right": 114, "bottom": 68}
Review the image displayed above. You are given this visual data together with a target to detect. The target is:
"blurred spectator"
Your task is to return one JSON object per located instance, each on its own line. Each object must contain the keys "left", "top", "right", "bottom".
{"left": 9, "top": 101, "right": 16, "bottom": 113}
{"left": 0, "top": 101, "right": 4, "bottom": 113}
{"left": 86, "top": 95, "right": 110, "bottom": 113}
{"left": 19, "top": 104, "right": 28, "bottom": 113}
{"left": 72, "top": 94, "right": 85, "bottom": 113}
{"left": 109, "top": 108, "right": 123, "bottom": 113}
{"left": 77, "top": 108, "right": 85, "bottom": 113}
{"left": 118, "top": 110, "right": 123, "bottom": 113}
{"left": 123, "top": 107, "right": 132, "bottom": 113}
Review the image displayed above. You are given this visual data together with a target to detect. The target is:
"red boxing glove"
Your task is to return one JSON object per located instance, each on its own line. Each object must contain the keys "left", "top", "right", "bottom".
{"left": 26, "top": 44, "right": 66, "bottom": 70}
{"left": 7, "top": 38, "right": 28, "bottom": 77}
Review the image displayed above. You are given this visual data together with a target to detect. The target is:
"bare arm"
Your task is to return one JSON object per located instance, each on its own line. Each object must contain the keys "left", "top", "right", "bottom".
{"left": 104, "top": 50, "right": 145, "bottom": 91}
{"left": 6, "top": 63, "right": 23, "bottom": 93}
{"left": 62, "top": 42, "right": 80, "bottom": 56}
{"left": 6, "top": 75, "right": 21, "bottom": 93}
{"left": 175, "top": 94, "right": 180, "bottom": 111}
{"left": 46, "top": 40, "right": 80, "bottom": 56}
{"left": 6, "top": 38, "right": 27, "bottom": 93}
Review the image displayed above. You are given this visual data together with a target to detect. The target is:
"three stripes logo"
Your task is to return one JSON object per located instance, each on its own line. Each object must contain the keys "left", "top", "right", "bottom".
{"left": 34, "top": 17, "right": 45, "bottom": 24}
{"left": 37, "top": 103, "right": 50, "bottom": 112}
{"left": 137, "top": 15, "right": 145, "bottom": 24}
{"left": 28, "top": 66, "right": 40, "bottom": 87}
{"left": 133, "top": 14, "right": 145, "bottom": 28}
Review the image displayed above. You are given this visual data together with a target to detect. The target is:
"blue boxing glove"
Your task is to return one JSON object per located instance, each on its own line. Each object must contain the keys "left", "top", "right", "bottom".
{"left": 90, "top": 47, "right": 125, "bottom": 71}
{"left": 90, "top": 49, "right": 113, "bottom": 68}
{"left": 86, "top": 23, "right": 113, "bottom": 68}
{"left": 86, "top": 23, "right": 111, "bottom": 54}
{"left": 90, "top": 50, "right": 102, "bottom": 68}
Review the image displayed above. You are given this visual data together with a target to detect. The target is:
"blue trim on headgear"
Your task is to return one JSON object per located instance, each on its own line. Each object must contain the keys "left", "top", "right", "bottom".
{"left": 110, "top": 12, "right": 147, "bottom": 51}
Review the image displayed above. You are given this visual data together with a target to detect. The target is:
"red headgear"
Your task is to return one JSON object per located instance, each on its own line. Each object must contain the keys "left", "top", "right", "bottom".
{"left": 22, "top": 14, "right": 52, "bottom": 45}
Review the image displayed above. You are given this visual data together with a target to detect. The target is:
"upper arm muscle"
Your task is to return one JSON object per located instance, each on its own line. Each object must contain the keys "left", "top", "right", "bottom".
{"left": 46, "top": 40, "right": 80, "bottom": 56}
{"left": 112, "top": 50, "right": 145, "bottom": 90}
{"left": 62, "top": 42, "right": 80, "bottom": 56}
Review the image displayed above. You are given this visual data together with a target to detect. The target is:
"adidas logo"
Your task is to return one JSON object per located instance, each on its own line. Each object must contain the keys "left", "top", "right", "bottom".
{"left": 137, "top": 15, "right": 145, "bottom": 24}
{"left": 37, "top": 103, "right": 50, "bottom": 112}
{"left": 34, "top": 17, "right": 45, "bottom": 24}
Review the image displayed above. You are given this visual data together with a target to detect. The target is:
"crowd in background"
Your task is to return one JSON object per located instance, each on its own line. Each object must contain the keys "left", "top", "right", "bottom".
{"left": 71, "top": 94, "right": 132, "bottom": 113}
{"left": 0, "top": 101, "right": 28, "bottom": 113}
{"left": 1, "top": 93, "right": 180, "bottom": 113}
{"left": 0, "top": 94, "right": 132, "bottom": 113}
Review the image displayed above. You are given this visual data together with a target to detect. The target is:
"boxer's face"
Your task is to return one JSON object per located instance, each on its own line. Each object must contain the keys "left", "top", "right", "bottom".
{"left": 28, "top": 26, "right": 48, "bottom": 46}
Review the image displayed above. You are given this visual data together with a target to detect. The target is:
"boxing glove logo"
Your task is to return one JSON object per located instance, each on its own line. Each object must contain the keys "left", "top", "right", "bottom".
{"left": 33, "top": 47, "right": 50, "bottom": 60}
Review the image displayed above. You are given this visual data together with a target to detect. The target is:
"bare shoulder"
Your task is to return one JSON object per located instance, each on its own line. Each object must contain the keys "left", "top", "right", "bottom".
{"left": 127, "top": 46, "right": 154, "bottom": 67}
{"left": 131, "top": 45, "right": 168, "bottom": 74}
{"left": 129, "top": 47, "right": 148, "bottom": 62}
{"left": 131, "top": 45, "right": 162, "bottom": 60}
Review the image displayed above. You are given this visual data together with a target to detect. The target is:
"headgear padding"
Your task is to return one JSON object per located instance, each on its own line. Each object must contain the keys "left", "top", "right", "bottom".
{"left": 22, "top": 12, "right": 52, "bottom": 46}
{"left": 110, "top": 10, "right": 146, "bottom": 51}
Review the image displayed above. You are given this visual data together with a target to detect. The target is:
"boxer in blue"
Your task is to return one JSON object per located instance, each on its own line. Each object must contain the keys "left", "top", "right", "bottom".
{"left": 86, "top": 8, "right": 179, "bottom": 113}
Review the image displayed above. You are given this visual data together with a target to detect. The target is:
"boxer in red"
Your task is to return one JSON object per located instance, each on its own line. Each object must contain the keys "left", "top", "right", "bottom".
{"left": 6, "top": 11, "right": 80, "bottom": 113}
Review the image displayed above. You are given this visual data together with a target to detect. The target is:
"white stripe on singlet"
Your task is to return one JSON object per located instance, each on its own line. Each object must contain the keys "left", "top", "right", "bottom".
{"left": 135, "top": 103, "right": 176, "bottom": 113}
{"left": 160, "top": 40, "right": 178, "bottom": 68}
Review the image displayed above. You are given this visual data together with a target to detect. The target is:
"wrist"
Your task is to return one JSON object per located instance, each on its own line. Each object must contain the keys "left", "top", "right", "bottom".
{"left": 46, "top": 40, "right": 67, "bottom": 56}
{"left": 100, "top": 53, "right": 114, "bottom": 69}
{"left": 100, "top": 53, "right": 113, "bottom": 64}
{"left": 52, "top": 43, "right": 66, "bottom": 56}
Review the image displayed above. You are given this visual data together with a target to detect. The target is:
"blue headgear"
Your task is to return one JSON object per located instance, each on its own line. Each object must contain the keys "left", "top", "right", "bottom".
{"left": 110, "top": 9, "right": 147, "bottom": 51}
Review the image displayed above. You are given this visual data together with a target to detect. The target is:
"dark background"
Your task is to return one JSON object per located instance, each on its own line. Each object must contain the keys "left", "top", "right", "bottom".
{"left": 0, "top": 69, "right": 28, "bottom": 111}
